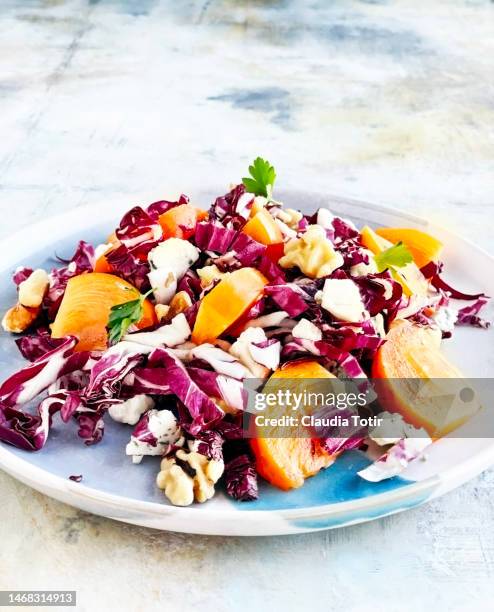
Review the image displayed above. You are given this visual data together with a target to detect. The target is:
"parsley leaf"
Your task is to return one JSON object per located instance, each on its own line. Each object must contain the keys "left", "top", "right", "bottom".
{"left": 107, "top": 289, "right": 153, "bottom": 345}
{"left": 242, "top": 157, "right": 276, "bottom": 198}
{"left": 374, "top": 241, "right": 414, "bottom": 273}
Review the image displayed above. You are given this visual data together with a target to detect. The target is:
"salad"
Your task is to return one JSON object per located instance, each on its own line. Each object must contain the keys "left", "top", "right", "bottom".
{"left": 0, "top": 158, "right": 490, "bottom": 506}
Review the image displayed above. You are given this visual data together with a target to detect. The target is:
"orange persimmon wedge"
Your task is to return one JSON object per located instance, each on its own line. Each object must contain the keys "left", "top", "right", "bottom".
{"left": 250, "top": 361, "right": 338, "bottom": 490}
{"left": 191, "top": 268, "right": 268, "bottom": 344}
{"left": 158, "top": 204, "right": 208, "bottom": 240}
{"left": 372, "top": 319, "right": 480, "bottom": 437}
{"left": 51, "top": 272, "right": 157, "bottom": 352}
{"left": 242, "top": 208, "right": 283, "bottom": 246}
{"left": 375, "top": 227, "right": 443, "bottom": 270}
{"left": 360, "top": 225, "right": 428, "bottom": 297}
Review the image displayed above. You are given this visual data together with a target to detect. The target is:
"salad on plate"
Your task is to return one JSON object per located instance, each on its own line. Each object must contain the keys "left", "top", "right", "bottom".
{"left": 0, "top": 158, "right": 490, "bottom": 507}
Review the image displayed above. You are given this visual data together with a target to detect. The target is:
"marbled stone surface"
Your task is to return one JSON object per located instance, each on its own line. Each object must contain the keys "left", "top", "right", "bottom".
{"left": 0, "top": 1, "right": 493, "bottom": 610}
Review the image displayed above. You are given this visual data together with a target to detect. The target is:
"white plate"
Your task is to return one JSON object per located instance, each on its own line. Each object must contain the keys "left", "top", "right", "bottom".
{"left": 0, "top": 192, "right": 493, "bottom": 535}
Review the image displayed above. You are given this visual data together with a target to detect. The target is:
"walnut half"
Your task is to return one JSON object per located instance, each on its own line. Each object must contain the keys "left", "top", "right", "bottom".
{"left": 18, "top": 269, "right": 49, "bottom": 308}
{"left": 156, "top": 449, "right": 224, "bottom": 506}
{"left": 279, "top": 225, "right": 344, "bottom": 278}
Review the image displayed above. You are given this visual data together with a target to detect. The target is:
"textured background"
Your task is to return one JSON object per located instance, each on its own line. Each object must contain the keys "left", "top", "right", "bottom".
{"left": 1, "top": 1, "right": 494, "bottom": 611}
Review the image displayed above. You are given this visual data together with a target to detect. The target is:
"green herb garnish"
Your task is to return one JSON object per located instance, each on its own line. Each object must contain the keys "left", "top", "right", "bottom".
{"left": 242, "top": 157, "right": 276, "bottom": 198}
{"left": 107, "top": 288, "right": 154, "bottom": 345}
{"left": 374, "top": 241, "right": 413, "bottom": 273}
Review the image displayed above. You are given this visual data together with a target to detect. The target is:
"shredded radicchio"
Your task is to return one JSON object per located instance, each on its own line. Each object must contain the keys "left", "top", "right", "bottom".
{"left": 456, "top": 297, "right": 490, "bottom": 329}
{"left": 15, "top": 328, "right": 66, "bottom": 362}
{"left": 106, "top": 244, "right": 150, "bottom": 291}
{"left": 209, "top": 184, "right": 253, "bottom": 229}
{"left": 146, "top": 194, "right": 189, "bottom": 220}
{"left": 224, "top": 453, "right": 259, "bottom": 501}
{"left": 13, "top": 267, "right": 33, "bottom": 286}
{"left": 421, "top": 261, "right": 486, "bottom": 300}
{"left": 45, "top": 241, "right": 95, "bottom": 318}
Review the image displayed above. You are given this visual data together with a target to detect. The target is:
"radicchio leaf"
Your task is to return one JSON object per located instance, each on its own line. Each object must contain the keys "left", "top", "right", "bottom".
{"left": 13, "top": 267, "right": 33, "bottom": 286}
{"left": 15, "top": 328, "right": 66, "bottom": 362}
{"left": 257, "top": 255, "right": 286, "bottom": 283}
{"left": 193, "top": 429, "right": 224, "bottom": 461}
{"left": 45, "top": 241, "right": 95, "bottom": 318}
{"left": 115, "top": 206, "right": 162, "bottom": 255}
{"left": 264, "top": 283, "right": 310, "bottom": 317}
{"left": 131, "top": 348, "right": 224, "bottom": 433}
{"left": 146, "top": 194, "right": 189, "bottom": 220}
{"left": 194, "top": 221, "right": 237, "bottom": 253}
{"left": 106, "top": 244, "right": 150, "bottom": 291}
{"left": 210, "top": 184, "right": 253, "bottom": 228}
{"left": 421, "top": 261, "right": 486, "bottom": 300}
{"left": 0, "top": 399, "right": 54, "bottom": 451}
{"left": 224, "top": 453, "right": 259, "bottom": 501}
{"left": 358, "top": 437, "right": 432, "bottom": 482}
{"left": 0, "top": 337, "right": 89, "bottom": 407}
{"left": 456, "top": 297, "right": 490, "bottom": 329}
{"left": 187, "top": 367, "right": 247, "bottom": 413}
{"left": 353, "top": 272, "right": 403, "bottom": 318}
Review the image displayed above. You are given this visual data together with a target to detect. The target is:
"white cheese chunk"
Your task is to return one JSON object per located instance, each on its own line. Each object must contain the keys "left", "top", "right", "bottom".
{"left": 148, "top": 267, "right": 177, "bottom": 305}
{"left": 432, "top": 306, "right": 458, "bottom": 334}
{"left": 292, "top": 318, "right": 322, "bottom": 341}
{"left": 320, "top": 278, "right": 368, "bottom": 322}
{"left": 126, "top": 409, "right": 181, "bottom": 464}
{"left": 368, "top": 411, "right": 427, "bottom": 446}
{"left": 148, "top": 238, "right": 200, "bottom": 277}
{"left": 316, "top": 207, "right": 335, "bottom": 229}
{"left": 109, "top": 395, "right": 155, "bottom": 425}
{"left": 147, "top": 239, "right": 200, "bottom": 304}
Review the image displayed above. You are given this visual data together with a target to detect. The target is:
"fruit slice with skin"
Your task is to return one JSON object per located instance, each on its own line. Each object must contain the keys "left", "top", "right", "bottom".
{"left": 372, "top": 319, "right": 480, "bottom": 437}
{"left": 242, "top": 208, "right": 283, "bottom": 246}
{"left": 375, "top": 227, "right": 443, "bottom": 270}
{"left": 51, "top": 272, "right": 157, "bottom": 352}
{"left": 360, "top": 226, "right": 428, "bottom": 297}
{"left": 191, "top": 267, "right": 268, "bottom": 344}
{"left": 250, "top": 360, "right": 338, "bottom": 490}
{"left": 158, "top": 204, "right": 208, "bottom": 240}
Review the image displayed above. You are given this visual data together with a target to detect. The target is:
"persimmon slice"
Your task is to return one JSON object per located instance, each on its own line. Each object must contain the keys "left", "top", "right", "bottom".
{"left": 250, "top": 361, "right": 337, "bottom": 490}
{"left": 375, "top": 227, "right": 443, "bottom": 270}
{"left": 242, "top": 208, "right": 283, "bottom": 246}
{"left": 372, "top": 319, "right": 480, "bottom": 437}
{"left": 360, "top": 225, "right": 428, "bottom": 297}
{"left": 191, "top": 268, "right": 268, "bottom": 344}
{"left": 51, "top": 272, "right": 156, "bottom": 352}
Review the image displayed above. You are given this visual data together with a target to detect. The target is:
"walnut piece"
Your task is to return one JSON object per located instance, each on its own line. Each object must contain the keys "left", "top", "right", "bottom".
{"left": 156, "top": 458, "right": 194, "bottom": 506}
{"left": 274, "top": 207, "right": 302, "bottom": 230}
{"left": 18, "top": 269, "right": 49, "bottom": 308}
{"left": 165, "top": 291, "right": 192, "bottom": 322}
{"left": 156, "top": 449, "right": 224, "bottom": 506}
{"left": 279, "top": 225, "right": 344, "bottom": 278}
{"left": 154, "top": 304, "right": 170, "bottom": 322}
{"left": 196, "top": 264, "right": 225, "bottom": 288}
{"left": 2, "top": 303, "right": 39, "bottom": 333}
